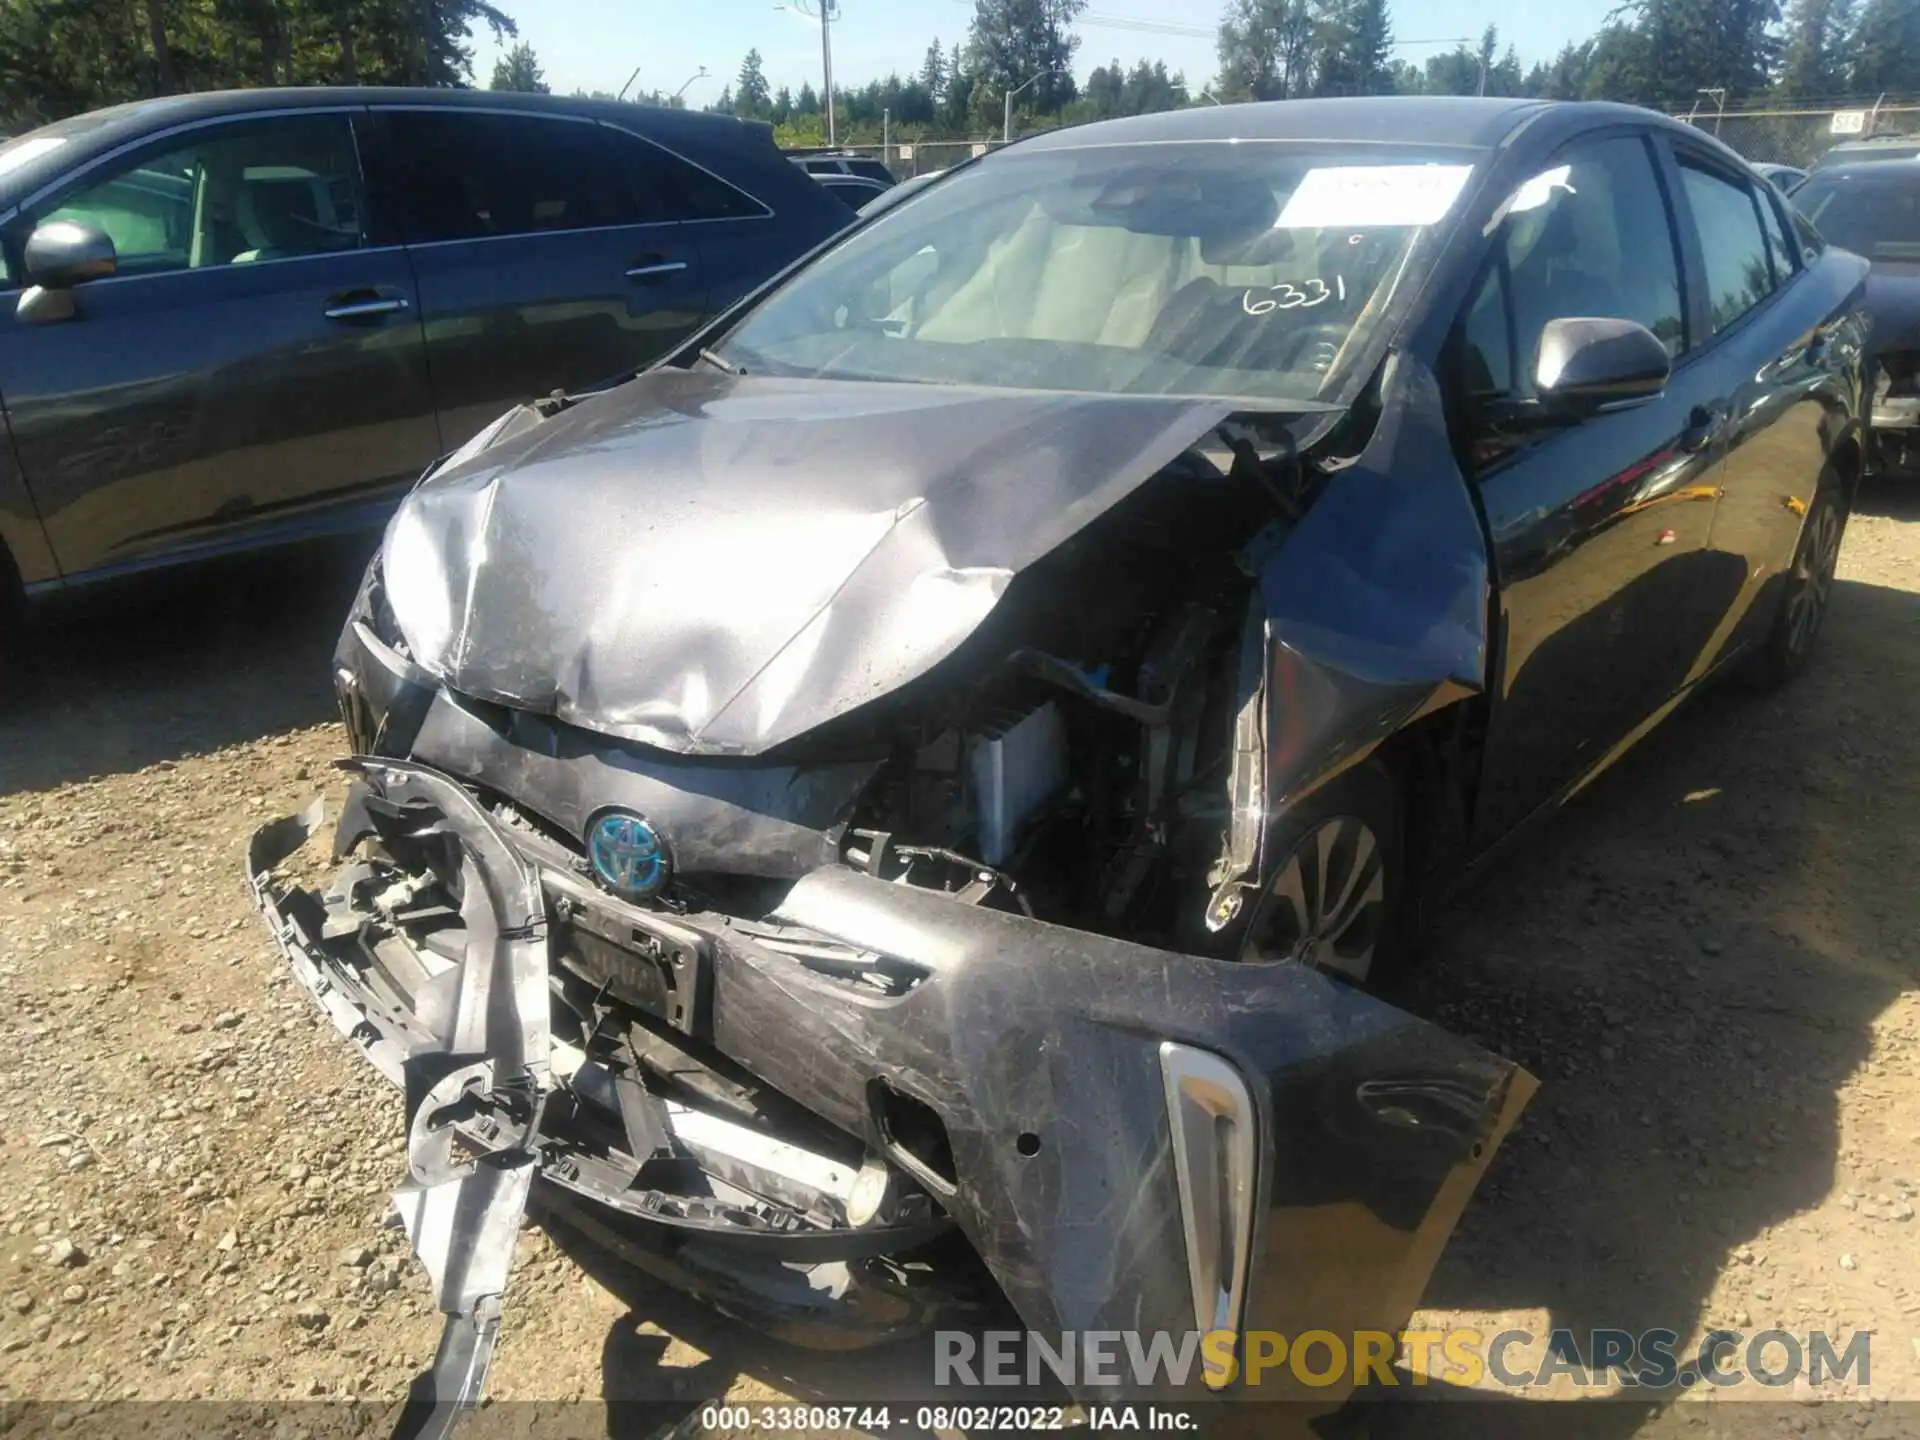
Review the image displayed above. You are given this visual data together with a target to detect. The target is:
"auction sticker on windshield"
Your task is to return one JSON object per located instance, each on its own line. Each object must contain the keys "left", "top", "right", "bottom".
{"left": 1276, "top": 163, "right": 1475, "bottom": 229}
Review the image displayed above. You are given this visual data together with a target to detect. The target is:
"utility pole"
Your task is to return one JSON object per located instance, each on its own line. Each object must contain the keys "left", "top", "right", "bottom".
{"left": 821, "top": 0, "right": 836, "bottom": 146}
{"left": 776, "top": 0, "right": 839, "bottom": 146}
{"left": 1698, "top": 86, "right": 1727, "bottom": 135}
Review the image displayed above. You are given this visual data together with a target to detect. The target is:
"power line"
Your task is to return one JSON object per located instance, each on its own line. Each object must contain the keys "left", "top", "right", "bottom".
{"left": 1083, "top": 10, "right": 1215, "bottom": 38}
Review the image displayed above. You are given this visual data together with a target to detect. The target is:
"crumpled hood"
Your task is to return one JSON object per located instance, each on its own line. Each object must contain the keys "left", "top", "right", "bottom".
{"left": 383, "top": 369, "right": 1236, "bottom": 755}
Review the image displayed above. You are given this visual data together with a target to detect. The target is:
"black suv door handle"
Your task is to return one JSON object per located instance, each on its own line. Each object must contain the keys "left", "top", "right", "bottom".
{"left": 625, "top": 257, "right": 689, "bottom": 282}
{"left": 324, "top": 290, "right": 409, "bottom": 322}
{"left": 1679, "top": 403, "right": 1726, "bottom": 454}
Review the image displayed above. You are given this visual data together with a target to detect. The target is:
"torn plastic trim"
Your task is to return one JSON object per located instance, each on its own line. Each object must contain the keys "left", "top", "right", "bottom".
{"left": 256, "top": 764, "right": 1535, "bottom": 1407}
{"left": 250, "top": 761, "right": 552, "bottom": 1434}
{"left": 252, "top": 778, "right": 949, "bottom": 1243}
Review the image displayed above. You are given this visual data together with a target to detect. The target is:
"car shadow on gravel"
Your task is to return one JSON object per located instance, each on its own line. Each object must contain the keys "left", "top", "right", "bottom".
{"left": 0, "top": 536, "right": 373, "bottom": 796}
{"left": 1362, "top": 574, "right": 1920, "bottom": 1436}
{"left": 1854, "top": 474, "right": 1920, "bottom": 521}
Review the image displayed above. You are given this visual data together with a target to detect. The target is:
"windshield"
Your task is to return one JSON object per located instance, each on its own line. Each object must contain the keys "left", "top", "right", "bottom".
{"left": 1794, "top": 170, "right": 1920, "bottom": 261}
{"left": 717, "top": 141, "right": 1481, "bottom": 405}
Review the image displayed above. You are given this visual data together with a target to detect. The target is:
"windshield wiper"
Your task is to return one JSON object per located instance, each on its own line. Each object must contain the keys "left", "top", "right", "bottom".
{"left": 697, "top": 347, "right": 743, "bottom": 376}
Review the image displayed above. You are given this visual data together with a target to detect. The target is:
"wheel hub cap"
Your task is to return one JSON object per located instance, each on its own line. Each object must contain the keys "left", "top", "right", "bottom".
{"left": 1248, "top": 815, "right": 1386, "bottom": 982}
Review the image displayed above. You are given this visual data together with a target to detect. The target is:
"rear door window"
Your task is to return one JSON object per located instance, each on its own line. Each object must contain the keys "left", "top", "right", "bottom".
{"left": 381, "top": 110, "right": 764, "bottom": 245}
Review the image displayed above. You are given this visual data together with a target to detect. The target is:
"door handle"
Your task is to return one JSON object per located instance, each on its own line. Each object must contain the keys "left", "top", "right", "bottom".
{"left": 1678, "top": 403, "right": 1725, "bottom": 454}
{"left": 324, "top": 295, "right": 409, "bottom": 321}
{"left": 625, "top": 259, "right": 689, "bottom": 282}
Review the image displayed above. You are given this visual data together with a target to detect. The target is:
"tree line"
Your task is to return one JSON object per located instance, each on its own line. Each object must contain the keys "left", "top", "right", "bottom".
{"left": 691, "top": 0, "right": 1920, "bottom": 149}
{"left": 0, "top": 0, "right": 519, "bottom": 129}
{"left": 5, "top": 0, "right": 1919, "bottom": 141}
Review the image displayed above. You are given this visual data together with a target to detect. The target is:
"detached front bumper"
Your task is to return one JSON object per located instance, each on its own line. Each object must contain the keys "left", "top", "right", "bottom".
{"left": 250, "top": 759, "right": 1534, "bottom": 1417}
{"left": 1872, "top": 358, "right": 1920, "bottom": 474}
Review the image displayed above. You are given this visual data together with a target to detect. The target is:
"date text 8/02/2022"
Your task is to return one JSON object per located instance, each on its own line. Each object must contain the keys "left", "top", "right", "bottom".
{"left": 933, "top": 1328, "right": 1878, "bottom": 1391}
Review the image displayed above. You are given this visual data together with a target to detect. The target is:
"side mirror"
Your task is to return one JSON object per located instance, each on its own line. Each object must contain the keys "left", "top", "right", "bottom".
{"left": 25, "top": 219, "right": 116, "bottom": 288}
{"left": 16, "top": 220, "right": 115, "bottom": 325}
{"left": 1534, "top": 316, "right": 1671, "bottom": 419}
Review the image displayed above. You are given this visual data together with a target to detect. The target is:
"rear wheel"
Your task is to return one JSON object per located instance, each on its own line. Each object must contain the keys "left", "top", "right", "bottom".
{"left": 1239, "top": 757, "right": 1405, "bottom": 988}
{"left": 1746, "top": 477, "right": 1845, "bottom": 690}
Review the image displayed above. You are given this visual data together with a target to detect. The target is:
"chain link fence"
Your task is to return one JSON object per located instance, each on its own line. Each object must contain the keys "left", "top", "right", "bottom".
{"left": 1675, "top": 103, "right": 1920, "bottom": 169}
{"left": 785, "top": 138, "right": 1013, "bottom": 179}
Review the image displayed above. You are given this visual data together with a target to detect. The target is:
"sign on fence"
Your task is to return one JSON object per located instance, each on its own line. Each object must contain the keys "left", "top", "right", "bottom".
{"left": 1831, "top": 110, "right": 1869, "bottom": 135}
{"left": 897, "top": 145, "right": 914, "bottom": 161}
{"left": 971, "top": 143, "right": 988, "bottom": 158}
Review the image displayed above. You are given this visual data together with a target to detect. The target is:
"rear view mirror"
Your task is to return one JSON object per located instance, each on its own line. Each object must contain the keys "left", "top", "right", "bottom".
{"left": 17, "top": 219, "right": 116, "bottom": 325}
{"left": 25, "top": 219, "right": 117, "bottom": 288}
{"left": 1534, "top": 316, "right": 1670, "bottom": 418}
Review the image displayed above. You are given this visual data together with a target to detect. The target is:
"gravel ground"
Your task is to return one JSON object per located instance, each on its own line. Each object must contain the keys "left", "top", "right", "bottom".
{"left": 1, "top": 489, "right": 1918, "bottom": 1437}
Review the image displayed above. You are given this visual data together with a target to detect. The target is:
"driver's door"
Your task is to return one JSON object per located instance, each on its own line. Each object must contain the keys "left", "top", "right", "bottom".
{"left": 1464, "top": 130, "right": 1738, "bottom": 844}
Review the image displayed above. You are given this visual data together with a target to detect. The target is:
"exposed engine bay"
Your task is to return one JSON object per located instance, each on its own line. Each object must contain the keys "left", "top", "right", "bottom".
{"left": 795, "top": 430, "right": 1294, "bottom": 951}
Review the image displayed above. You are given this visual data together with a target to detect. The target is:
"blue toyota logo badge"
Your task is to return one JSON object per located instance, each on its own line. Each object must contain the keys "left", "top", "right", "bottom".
{"left": 586, "top": 810, "right": 671, "bottom": 900}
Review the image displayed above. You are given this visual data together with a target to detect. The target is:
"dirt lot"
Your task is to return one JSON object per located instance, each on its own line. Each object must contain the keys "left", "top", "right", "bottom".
{"left": 2, "top": 489, "right": 1919, "bottom": 1437}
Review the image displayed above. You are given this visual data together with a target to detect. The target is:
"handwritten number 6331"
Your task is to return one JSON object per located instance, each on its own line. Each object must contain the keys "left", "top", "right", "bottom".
{"left": 1242, "top": 276, "right": 1346, "bottom": 316}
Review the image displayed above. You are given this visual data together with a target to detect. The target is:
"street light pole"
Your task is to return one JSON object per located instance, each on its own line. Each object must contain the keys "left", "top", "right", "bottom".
{"left": 672, "top": 66, "right": 710, "bottom": 101}
{"left": 1003, "top": 70, "right": 1048, "bottom": 144}
{"left": 616, "top": 65, "right": 642, "bottom": 102}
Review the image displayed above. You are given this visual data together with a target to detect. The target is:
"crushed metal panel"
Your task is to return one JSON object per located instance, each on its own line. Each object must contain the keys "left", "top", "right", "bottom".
{"left": 379, "top": 369, "right": 1239, "bottom": 756}
{"left": 1205, "top": 351, "right": 1492, "bottom": 923}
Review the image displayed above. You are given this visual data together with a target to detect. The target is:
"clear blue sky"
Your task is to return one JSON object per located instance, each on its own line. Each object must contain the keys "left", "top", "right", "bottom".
{"left": 471, "top": 1, "right": 1623, "bottom": 105}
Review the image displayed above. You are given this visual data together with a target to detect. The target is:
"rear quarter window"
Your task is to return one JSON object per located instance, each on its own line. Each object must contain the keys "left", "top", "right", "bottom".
{"left": 615, "top": 129, "right": 769, "bottom": 222}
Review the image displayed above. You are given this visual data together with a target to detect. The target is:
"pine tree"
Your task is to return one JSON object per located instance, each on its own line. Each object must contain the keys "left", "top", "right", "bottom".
{"left": 966, "top": 0, "right": 1085, "bottom": 116}
{"left": 920, "top": 39, "right": 945, "bottom": 104}
{"left": 1314, "top": 0, "right": 1393, "bottom": 98}
{"left": 1778, "top": 0, "right": 1853, "bottom": 98}
{"left": 1215, "top": 0, "right": 1318, "bottom": 101}
{"left": 488, "top": 39, "right": 546, "bottom": 93}
{"left": 1848, "top": 0, "right": 1920, "bottom": 97}
{"left": 734, "top": 48, "right": 771, "bottom": 120}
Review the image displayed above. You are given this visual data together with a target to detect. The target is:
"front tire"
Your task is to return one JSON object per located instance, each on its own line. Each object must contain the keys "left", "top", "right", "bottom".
{"left": 1238, "top": 757, "right": 1405, "bottom": 988}
{"left": 1747, "top": 476, "right": 1845, "bottom": 690}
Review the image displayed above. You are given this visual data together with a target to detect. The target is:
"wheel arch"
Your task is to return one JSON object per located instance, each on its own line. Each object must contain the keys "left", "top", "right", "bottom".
{"left": 1368, "top": 693, "right": 1493, "bottom": 924}
{"left": 1828, "top": 427, "right": 1865, "bottom": 512}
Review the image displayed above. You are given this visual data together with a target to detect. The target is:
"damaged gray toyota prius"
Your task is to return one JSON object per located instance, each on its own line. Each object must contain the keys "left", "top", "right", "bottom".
{"left": 250, "top": 95, "right": 1868, "bottom": 1426}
